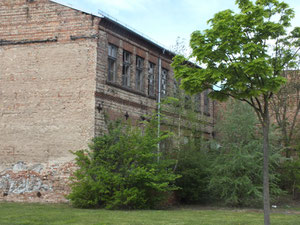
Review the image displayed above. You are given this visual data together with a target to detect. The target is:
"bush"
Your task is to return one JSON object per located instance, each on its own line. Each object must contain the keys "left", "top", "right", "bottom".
{"left": 67, "top": 119, "right": 179, "bottom": 209}
{"left": 279, "top": 151, "right": 300, "bottom": 199}
{"left": 207, "top": 100, "right": 283, "bottom": 207}
{"left": 174, "top": 144, "right": 210, "bottom": 204}
{"left": 278, "top": 134, "right": 300, "bottom": 199}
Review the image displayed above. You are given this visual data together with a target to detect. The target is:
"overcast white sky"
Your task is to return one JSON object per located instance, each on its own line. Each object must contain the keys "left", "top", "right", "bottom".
{"left": 53, "top": 0, "right": 300, "bottom": 50}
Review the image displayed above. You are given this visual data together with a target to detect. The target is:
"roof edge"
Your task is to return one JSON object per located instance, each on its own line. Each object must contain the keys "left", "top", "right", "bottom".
{"left": 49, "top": 0, "right": 104, "bottom": 18}
{"left": 102, "top": 17, "right": 176, "bottom": 57}
{"left": 49, "top": 0, "right": 175, "bottom": 57}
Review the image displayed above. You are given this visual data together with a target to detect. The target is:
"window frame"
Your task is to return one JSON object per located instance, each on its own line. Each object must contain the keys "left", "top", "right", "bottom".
{"left": 122, "top": 50, "right": 131, "bottom": 87}
{"left": 107, "top": 44, "right": 118, "bottom": 82}
{"left": 161, "top": 68, "right": 168, "bottom": 98}
{"left": 135, "top": 56, "right": 144, "bottom": 92}
{"left": 148, "top": 62, "right": 156, "bottom": 97}
{"left": 195, "top": 93, "right": 202, "bottom": 113}
{"left": 204, "top": 89, "right": 210, "bottom": 116}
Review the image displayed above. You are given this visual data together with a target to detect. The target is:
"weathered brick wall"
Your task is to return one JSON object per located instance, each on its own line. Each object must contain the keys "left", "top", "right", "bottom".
{"left": 0, "top": 42, "right": 97, "bottom": 165}
{"left": 94, "top": 23, "right": 215, "bottom": 136}
{"left": 95, "top": 27, "right": 167, "bottom": 135}
{"left": 0, "top": 0, "right": 99, "bottom": 201}
{"left": 0, "top": 0, "right": 99, "bottom": 43}
{"left": 0, "top": 161, "right": 76, "bottom": 203}
{"left": 0, "top": 0, "right": 216, "bottom": 203}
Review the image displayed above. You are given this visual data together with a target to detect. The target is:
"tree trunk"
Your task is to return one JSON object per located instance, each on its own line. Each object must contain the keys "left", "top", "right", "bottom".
{"left": 263, "top": 109, "right": 271, "bottom": 225}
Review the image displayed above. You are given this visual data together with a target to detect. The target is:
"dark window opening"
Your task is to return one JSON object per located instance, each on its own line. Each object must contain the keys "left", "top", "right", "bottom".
{"left": 184, "top": 95, "right": 192, "bottom": 109}
{"left": 173, "top": 79, "right": 180, "bottom": 97}
{"left": 122, "top": 51, "right": 131, "bottom": 87}
{"left": 204, "top": 89, "right": 210, "bottom": 116}
{"left": 195, "top": 93, "right": 202, "bottom": 112}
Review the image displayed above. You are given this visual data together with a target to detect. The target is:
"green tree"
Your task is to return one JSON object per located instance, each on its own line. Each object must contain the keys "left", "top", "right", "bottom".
{"left": 174, "top": 140, "right": 211, "bottom": 204}
{"left": 67, "top": 119, "right": 179, "bottom": 209}
{"left": 270, "top": 69, "right": 300, "bottom": 157}
{"left": 172, "top": 0, "right": 299, "bottom": 224}
{"left": 208, "top": 100, "right": 282, "bottom": 207}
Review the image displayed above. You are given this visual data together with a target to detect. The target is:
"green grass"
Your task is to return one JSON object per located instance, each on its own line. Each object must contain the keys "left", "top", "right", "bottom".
{"left": 0, "top": 202, "right": 300, "bottom": 225}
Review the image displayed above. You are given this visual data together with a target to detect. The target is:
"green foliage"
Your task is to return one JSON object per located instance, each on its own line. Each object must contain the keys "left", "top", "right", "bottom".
{"left": 159, "top": 87, "right": 209, "bottom": 204}
{"left": 67, "top": 119, "right": 179, "bottom": 209}
{"left": 2, "top": 202, "right": 300, "bottom": 225}
{"left": 207, "top": 101, "right": 283, "bottom": 207}
{"left": 174, "top": 140, "right": 210, "bottom": 204}
{"left": 270, "top": 70, "right": 300, "bottom": 157}
{"left": 279, "top": 150, "right": 300, "bottom": 198}
{"left": 172, "top": 1, "right": 299, "bottom": 221}
{"left": 172, "top": 0, "right": 299, "bottom": 100}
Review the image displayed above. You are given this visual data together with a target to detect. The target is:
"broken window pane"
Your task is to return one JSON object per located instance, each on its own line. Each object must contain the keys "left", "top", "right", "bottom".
{"left": 148, "top": 62, "right": 155, "bottom": 96}
{"left": 136, "top": 56, "right": 144, "bottom": 91}
{"left": 122, "top": 51, "right": 131, "bottom": 87}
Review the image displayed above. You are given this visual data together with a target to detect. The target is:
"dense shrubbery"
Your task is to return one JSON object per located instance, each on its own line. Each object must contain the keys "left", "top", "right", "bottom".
{"left": 67, "top": 99, "right": 293, "bottom": 209}
{"left": 278, "top": 134, "right": 300, "bottom": 199}
{"left": 279, "top": 151, "right": 300, "bottom": 199}
{"left": 67, "top": 119, "right": 179, "bottom": 209}
{"left": 207, "top": 101, "right": 283, "bottom": 207}
{"left": 174, "top": 100, "right": 283, "bottom": 207}
{"left": 175, "top": 141, "right": 210, "bottom": 204}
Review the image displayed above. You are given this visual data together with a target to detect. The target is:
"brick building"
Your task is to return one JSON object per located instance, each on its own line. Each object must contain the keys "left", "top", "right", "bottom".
{"left": 0, "top": 0, "right": 214, "bottom": 202}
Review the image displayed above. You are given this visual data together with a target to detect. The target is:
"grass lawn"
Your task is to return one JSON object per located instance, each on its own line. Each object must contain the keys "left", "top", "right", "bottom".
{"left": 0, "top": 202, "right": 300, "bottom": 225}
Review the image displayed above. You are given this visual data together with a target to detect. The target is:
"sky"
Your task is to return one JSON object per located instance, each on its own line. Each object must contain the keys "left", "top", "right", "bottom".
{"left": 53, "top": 0, "right": 300, "bottom": 51}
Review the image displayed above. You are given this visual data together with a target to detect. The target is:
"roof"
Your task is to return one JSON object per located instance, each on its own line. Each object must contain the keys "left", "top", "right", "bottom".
{"left": 50, "top": 0, "right": 175, "bottom": 57}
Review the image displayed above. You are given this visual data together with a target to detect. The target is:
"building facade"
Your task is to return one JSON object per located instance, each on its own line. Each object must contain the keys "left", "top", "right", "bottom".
{"left": 0, "top": 0, "right": 214, "bottom": 202}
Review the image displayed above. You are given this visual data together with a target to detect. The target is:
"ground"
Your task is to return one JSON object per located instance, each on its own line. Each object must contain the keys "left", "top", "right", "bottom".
{"left": 1, "top": 202, "right": 300, "bottom": 225}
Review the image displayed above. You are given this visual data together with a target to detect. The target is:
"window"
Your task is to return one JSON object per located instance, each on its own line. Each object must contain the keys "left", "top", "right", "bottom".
{"left": 108, "top": 44, "right": 117, "bottom": 82}
{"left": 136, "top": 56, "right": 144, "bottom": 91}
{"left": 122, "top": 51, "right": 131, "bottom": 87}
{"left": 161, "top": 69, "right": 168, "bottom": 98}
{"left": 184, "top": 95, "right": 191, "bottom": 109}
{"left": 204, "top": 89, "right": 210, "bottom": 116}
{"left": 183, "top": 136, "right": 189, "bottom": 145}
{"left": 173, "top": 79, "right": 180, "bottom": 97}
{"left": 148, "top": 62, "right": 155, "bottom": 96}
{"left": 195, "top": 93, "right": 201, "bottom": 112}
